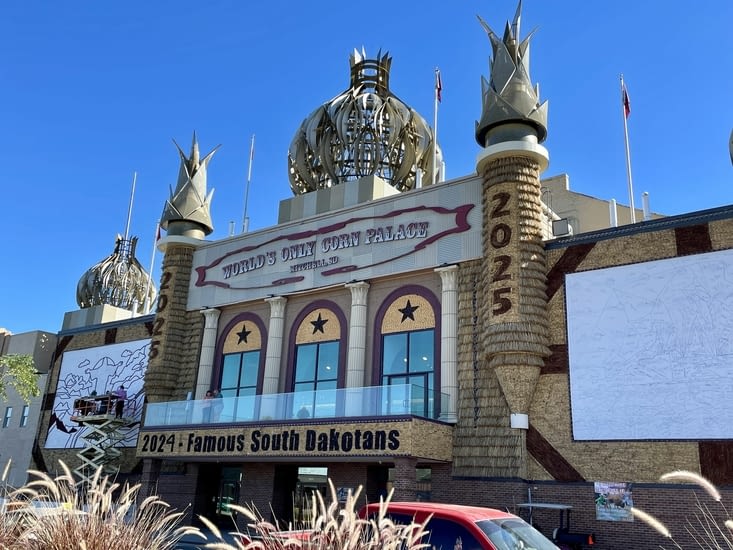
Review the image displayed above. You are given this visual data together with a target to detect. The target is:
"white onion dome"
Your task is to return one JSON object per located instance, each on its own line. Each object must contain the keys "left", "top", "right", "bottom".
{"left": 76, "top": 236, "right": 156, "bottom": 315}
{"left": 288, "top": 49, "right": 442, "bottom": 195}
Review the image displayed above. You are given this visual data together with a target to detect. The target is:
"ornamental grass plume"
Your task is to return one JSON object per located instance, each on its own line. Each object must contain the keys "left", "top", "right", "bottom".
{"left": 0, "top": 461, "right": 201, "bottom": 550}
{"left": 629, "top": 507, "right": 672, "bottom": 540}
{"left": 1, "top": 459, "right": 10, "bottom": 485}
{"left": 199, "top": 479, "right": 431, "bottom": 550}
{"left": 632, "top": 470, "right": 733, "bottom": 550}
{"left": 660, "top": 470, "right": 722, "bottom": 502}
{"left": 0, "top": 499, "right": 27, "bottom": 550}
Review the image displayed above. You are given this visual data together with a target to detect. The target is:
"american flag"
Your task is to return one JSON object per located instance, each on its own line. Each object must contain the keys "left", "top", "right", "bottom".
{"left": 435, "top": 68, "right": 442, "bottom": 103}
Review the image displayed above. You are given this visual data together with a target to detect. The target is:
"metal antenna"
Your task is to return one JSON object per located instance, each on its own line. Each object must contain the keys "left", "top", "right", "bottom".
{"left": 143, "top": 222, "right": 159, "bottom": 314}
{"left": 123, "top": 172, "right": 137, "bottom": 241}
{"left": 242, "top": 135, "right": 255, "bottom": 233}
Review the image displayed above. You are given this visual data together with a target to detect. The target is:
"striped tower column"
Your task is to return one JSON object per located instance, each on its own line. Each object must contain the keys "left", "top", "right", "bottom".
{"left": 472, "top": 4, "right": 551, "bottom": 476}
{"left": 144, "top": 237, "right": 200, "bottom": 403}
{"left": 477, "top": 144, "right": 550, "bottom": 431}
{"left": 147, "top": 134, "right": 217, "bottom": 404}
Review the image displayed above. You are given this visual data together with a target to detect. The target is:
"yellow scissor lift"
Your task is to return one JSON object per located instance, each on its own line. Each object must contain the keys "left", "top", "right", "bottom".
{"left": 70, "top": 394, "right": 131, "bottom": 487}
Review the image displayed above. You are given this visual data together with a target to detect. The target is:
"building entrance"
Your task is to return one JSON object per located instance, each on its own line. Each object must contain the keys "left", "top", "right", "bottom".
{"left": 293, "top": 466, "right": 328, "bottom": 525}
{"left": 270, "top": 465, "right": 330, "bottom": 527}
{"left": 194, "top": 464, "right": 242, "bottom": 527}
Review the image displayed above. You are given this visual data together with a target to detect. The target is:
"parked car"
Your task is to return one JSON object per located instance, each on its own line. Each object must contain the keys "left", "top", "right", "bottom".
{"left": 175, "top": 501, "right": 561, "bottom": 550}
{"left": 359, "top": 501, "right": 560, "bottom": 550}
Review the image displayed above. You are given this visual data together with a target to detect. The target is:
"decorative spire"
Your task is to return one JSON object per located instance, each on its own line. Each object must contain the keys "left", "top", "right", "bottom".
{"left": 76, "top": 235, "right": 156, "bottom": 315}
{"left": 288, "top": 49, "right": 441, "bottom": 194}
{"left": 349, "top": 47, "right": 391, "bottom": 94}
{"left": 475, "top": 0, "right": 548, "bottom": 147}
{"left": 160, "top": 132, "right": 219, "bottom": 239}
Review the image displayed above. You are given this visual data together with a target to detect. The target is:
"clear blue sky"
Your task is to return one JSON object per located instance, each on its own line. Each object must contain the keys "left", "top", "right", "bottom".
{"left": 2, "top": 1, "right": 732, "bottom": 334}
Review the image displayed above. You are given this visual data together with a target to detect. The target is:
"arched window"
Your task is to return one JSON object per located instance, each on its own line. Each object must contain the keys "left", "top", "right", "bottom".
{"left": 215, "top": 314, "right": 266, "bottom": 422}
{"left": 287, "top": 302, "right": 346, "bottom": 419}
{"left": 374, "top": 287, "right": 439, "bottom": 418}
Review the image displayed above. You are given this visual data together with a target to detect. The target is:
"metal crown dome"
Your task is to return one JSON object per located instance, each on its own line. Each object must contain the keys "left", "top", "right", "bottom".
{"left": 288, "top": 49, "right": 442, "bottom": 195}
{"left": 76, "top": 235, "right": 156, "bottom": 315}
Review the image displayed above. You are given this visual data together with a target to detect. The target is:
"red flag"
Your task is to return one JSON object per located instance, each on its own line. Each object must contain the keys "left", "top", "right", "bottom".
{"left": 622, "top": 83, "right": 631, "bottom": 119}
{"left": 435, "top": 69, "right": 442, "bottom": 102}
{"left": 155, "top": 223, "right": 161, "bottom": 242}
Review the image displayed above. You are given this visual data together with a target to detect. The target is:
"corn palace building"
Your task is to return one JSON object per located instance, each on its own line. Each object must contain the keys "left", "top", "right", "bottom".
{"left": 30, "top": 6, "right": 733, "bottom": 549}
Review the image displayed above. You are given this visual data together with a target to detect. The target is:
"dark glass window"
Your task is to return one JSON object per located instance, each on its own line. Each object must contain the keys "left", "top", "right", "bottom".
{"left": 420, "top": 518, "right": 484, "bottom": 550}
{"left": 381, "top": 329, "right": 435, "bottom": 417}
{"left": 293, "top": 341, "right": 339, "bottom": 418}
{"left": 2, "top": 407, "right": 12, "bottom": 428}
{"left": 219, "top": 350, "right": 260, "bottom": 421}
{"left": 221, "top": 351, "right": 260, "bottom": 397}
{"left": 20, "top": 405, "right": 29, "bottom": 428}
{"left": 379, "top": 515, "right": 483, "bottom": 550}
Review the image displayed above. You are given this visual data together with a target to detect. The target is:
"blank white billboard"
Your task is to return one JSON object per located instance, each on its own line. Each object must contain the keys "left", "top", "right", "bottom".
{"left": 566, "top": 248, "right": 733, "bottom": 440}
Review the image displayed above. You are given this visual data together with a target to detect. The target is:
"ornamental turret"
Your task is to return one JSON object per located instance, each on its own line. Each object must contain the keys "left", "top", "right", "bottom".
{"left": 475, "top": 0, "right": 548, "bottom": 147}
{"left": 468, "top": 1, "right": 551, "bottom": 479}
{"left": 76, "top": 235, "right": 156, "bottom": 315}
{"left": 146, "top": 134, "right": 219, "bottom": 404}
{"left": 160, "top": 133, "right": 218, "bottom": 240}
{"left": 288, "top": 49, "right": 442, "bottom": 195}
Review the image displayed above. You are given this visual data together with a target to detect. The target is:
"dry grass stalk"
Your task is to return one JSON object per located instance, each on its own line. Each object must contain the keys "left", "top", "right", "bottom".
{"left": 660, "top": 470, "right": 722, "bottom": 502}
{"left": 199, "top": 479, "right": 430, "bottom": 550}
{"left": 1, "top": 459, "right": 10, "bottom": 484}
{"left": 0, "top": 460, "right": 200, "bottom": 550}
{"left": 630, "top": 507, "right": 672, "bottom": 539}
{"left": 0, "top": 499, "right": 26, "bottom": 550}
{"left": 683, "top": 496, "right": 733, "bottom": 550}
{"left": 633, "top": 471, "right": 733, "bottom": 550}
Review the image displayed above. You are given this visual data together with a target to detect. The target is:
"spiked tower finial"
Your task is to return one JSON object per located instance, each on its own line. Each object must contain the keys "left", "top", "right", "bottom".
{"left": 475, "top": 1, "right": 548, "bottom": 147}
{"left": 160, "top": 132, "right": 219, "bottom": 239}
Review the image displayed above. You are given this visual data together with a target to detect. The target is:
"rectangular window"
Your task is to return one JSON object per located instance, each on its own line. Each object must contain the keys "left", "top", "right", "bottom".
{"left": 20, "top": 405, "right": 30, "bottom": 428}
{"left": 221, "top": 350, "right": 261, "bottom": 395}
{"left": 381, "top": 329, "right": 435, "bottom": 418}
{"left": 2, "top": 407, "right": 12, "bottom": 428}
{"left": 220, "top": 350, "right": 261, "bottom": 422}
{"left": 293, "top": 341, "right": 339, "bottom": 418}
{"left": 294, "top": 344, "right": 317, "bottom": 382}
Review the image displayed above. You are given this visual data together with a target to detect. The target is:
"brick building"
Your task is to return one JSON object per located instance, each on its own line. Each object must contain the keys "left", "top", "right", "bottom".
{"left": 31, "top": 5, "right": 733, "bottom": 549}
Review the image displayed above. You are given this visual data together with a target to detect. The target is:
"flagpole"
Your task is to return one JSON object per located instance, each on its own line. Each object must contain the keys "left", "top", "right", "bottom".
{"left": 241, "top": 134, "right": 255, "bottom": 233}
{"left": 123, "top": 172, "right": 137, "bottom": 241}
{"left": 432, "top": 68, "right": 440, "bottom": 186}
{"left": 143, "top": 222, "right": 159, "bottom": 314}
{"left": 620, "top": 74, "right": 636, "bottom": 223}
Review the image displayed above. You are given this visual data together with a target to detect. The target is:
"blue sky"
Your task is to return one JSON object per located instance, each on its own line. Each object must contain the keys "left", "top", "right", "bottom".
{"left": 2, "top": 1, "right": 732, "bottom": 334}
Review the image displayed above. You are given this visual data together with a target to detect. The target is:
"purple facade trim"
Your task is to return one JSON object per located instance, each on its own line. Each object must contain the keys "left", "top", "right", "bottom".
{"left": 370, "top": 284, "right": 442, "bottom": 414}
{"left": 284, "top": 299, "right": 349, "bottom": 391}
{"left": 213, "top": 312, "right": 269, "bottom": 393}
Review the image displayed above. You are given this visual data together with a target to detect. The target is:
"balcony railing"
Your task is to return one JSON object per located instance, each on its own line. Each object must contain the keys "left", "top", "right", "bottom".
{"left": 143, "top": 384, "right": 445, "bottom": 427}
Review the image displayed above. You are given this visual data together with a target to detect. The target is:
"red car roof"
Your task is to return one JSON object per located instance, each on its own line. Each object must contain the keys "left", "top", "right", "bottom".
{"left": 360, "top": 501, "right": 517, "bottom": 522}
